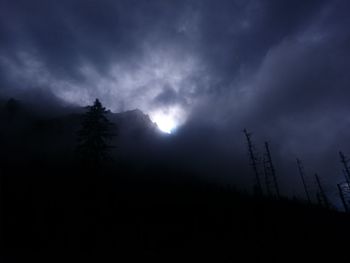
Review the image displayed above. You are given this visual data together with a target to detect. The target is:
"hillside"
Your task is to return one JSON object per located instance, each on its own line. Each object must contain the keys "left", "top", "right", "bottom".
{"left": 2, "top": 167, "right": 350, "bottom": 262}
{"left": 1, "top": 98, "right": 350, "bottom": 262}
{"left": 0, "top": 98, "right": 164, "bottom": 164}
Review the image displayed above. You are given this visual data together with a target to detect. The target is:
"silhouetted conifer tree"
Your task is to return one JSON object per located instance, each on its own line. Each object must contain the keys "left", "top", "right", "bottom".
{"left": 76, "top": 99, "right": 115, "bottom": 167}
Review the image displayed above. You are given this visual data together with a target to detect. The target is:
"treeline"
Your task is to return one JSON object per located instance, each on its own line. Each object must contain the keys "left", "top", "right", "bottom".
{"left": 243, "top": 128, "right": 350, "bottom": 212}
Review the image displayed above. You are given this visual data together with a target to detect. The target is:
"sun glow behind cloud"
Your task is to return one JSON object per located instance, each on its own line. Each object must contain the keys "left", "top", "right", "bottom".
{"left": 152, "top": 113, "right": 176, "bottom": 133}
{"left": 2, "top": 46, "right": 205, "bottom": 131}
{"left": 150, "top": 105, "right": 186, "bottom": 134}
{"left": 57, "top": 46, "right": 203, "bottom": 128}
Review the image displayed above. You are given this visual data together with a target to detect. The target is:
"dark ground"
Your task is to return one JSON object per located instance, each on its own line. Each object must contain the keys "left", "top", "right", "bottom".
{"left": 1, "top": 162, "right": 350, "bottom": 262}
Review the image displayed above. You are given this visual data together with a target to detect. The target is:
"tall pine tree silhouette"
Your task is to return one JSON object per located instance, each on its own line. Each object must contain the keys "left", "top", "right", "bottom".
{"left": 76, "top": 99, "right": 114, "bottom": 167}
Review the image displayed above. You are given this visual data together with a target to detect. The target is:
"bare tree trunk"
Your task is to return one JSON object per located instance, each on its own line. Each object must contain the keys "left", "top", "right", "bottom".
{"left": 243, "top": 129, "right": 263, "bottom": 195}
{"left": 264, "top": 142, "right": 280, "bottom": 199}
{"left": 337, "top": 183, "right": 349, "bottom": 212}
{"left": 296, "top": 159, "right": 311, "bottom": 204}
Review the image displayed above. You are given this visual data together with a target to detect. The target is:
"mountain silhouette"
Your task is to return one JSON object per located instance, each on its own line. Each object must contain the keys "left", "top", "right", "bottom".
{"left": 0, "top": 97, "right": 165, "bottom": 165}
{"left": 1, "top": 96, "right": 350, "bottom": 262}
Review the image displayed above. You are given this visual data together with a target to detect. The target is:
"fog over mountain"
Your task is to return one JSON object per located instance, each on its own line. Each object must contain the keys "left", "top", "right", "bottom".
{"left": 3, "top": 2, "right": 350, "bottom": 261}
{"left": 1, "top": 0, "right": 350, "bottom": 199}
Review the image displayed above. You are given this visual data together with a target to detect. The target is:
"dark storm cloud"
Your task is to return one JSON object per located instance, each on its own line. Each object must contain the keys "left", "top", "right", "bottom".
{"left": 203, "top": 0, "right": 350, "bottom": 198}
{"left": 154, "top": 86, "right": 180, "bottom": 106}
{"left": 1, "top": 0, "right": 350, "bottom": 199}
{"left": 0, "top": 0, "right": 330, "bottom": 104}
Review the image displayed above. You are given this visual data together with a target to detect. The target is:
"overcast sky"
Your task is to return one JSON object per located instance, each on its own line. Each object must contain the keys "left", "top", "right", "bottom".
{"left": 1, "top": 0, "right": 350, "bottom": 200}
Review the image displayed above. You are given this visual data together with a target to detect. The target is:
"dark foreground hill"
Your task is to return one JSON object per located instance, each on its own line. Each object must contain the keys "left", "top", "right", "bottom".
{"left": 1, "top": 98, "right": 350, "bottom": 262}
{"left": 0, "top": 98, "right": 163, "bottom": 165}
{"left": 1, "top": 164, "right": 350, "bottom": 262}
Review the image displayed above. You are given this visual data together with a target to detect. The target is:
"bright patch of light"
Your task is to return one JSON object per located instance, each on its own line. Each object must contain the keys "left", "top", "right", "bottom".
{"left": 153, "top": 113, "right": 176, "bottom": 134}
{"left": 7, "top": 48, "right": 205, "bottom": 123}
{"left": 150, "top": 106, "right": 186, "bottom": 134}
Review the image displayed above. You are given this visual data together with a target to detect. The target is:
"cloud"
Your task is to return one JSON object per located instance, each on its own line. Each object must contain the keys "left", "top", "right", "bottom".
{"left": 1, "top": 0, "right": 350, "bottom": 198}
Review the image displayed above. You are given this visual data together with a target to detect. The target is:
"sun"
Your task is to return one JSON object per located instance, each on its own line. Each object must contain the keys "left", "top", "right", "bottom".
{"left": 150, "top": 106, "right": 186, "bottom": 134}
{"left": 152, "top": 112, "right": 177, "bottom": 134}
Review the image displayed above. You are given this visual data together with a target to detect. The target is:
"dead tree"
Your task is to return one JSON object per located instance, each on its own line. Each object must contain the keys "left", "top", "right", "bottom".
{"left": 264, "top": 142, "right": 281, "bottom": 199}
{"left": 339, "top": 151, "right": 350, "bottom": 182}
{"left": 314, "top": 174, "right": 330, "bottom": 209}
{"left": 263, "top": 156, "right": 272, "bottom": 197}
{"left": 343, "top": 169, "right": 350, "bottom": 188}
{"left": 296, "top": 159, "right": 311, "bottom": 204}
{"left": 338, "top": 152, "right": 350, "bottom": 211}
{"left": 337, "top": 183, "right": 349, "bottom": 212}
{"left": 243, "top": 129, "right": 262, "bottom": 195}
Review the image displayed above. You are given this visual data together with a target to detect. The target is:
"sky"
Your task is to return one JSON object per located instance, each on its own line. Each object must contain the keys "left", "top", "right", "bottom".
{"left": 1, "top": 0, "right": 350, "bottom": 200}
